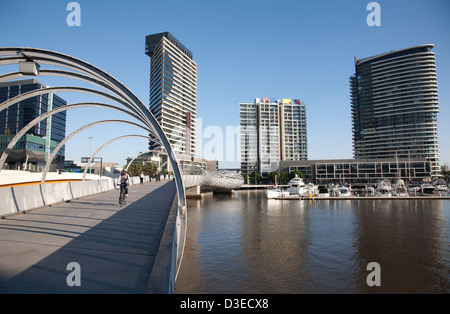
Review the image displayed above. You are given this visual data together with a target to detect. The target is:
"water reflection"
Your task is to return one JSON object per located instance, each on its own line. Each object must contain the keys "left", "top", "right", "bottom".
{"left": 175, "top": 191, "right": 449, "bottom": 294}
{"left": 353, "top": 199, "right": 448, "bottom": 293}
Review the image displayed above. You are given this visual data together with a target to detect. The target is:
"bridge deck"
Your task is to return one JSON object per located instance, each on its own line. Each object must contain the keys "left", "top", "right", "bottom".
{"left": 0, "top": 180, "right": 177, "bottom": 293}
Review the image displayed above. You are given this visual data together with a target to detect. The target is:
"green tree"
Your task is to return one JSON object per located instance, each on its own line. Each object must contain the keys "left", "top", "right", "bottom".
{"left": 125, "top": 163, "right": 138, "bottom": 177}
{"left": 142, "top": 162, "right": 157, "bottom": 176}
{"left": 278, "top": 172, "right": 287, "bottom": 184}
{"left": 125, "top": 162, "right": 158, "bottom": 177}
{"left": 267, "top": 171, "right": 278, "bottom": 185}
{"left": 441, "top": 165, "right": 450, "bottom": 183}
{"left": 242, "top": 173, "right": 248, "bottom": 184}
{"left": 289, "top": 169, "right": 304, "bottom": 180}
{"left": 250, "top": 171, "right": 261, "bottom": 184}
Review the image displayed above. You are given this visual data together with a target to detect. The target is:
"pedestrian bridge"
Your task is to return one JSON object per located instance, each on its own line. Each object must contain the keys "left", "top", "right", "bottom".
{"left": 0, "top": 170, "right": 243, "bottom": 293}
{"left": 0, "top": 169, "right": 243, "bottom": 217}
{"left": 0, "top": 179, "right": 180, "bottom": 293}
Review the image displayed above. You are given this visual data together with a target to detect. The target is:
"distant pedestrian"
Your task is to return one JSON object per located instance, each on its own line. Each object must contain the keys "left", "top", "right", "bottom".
{"left": 139, "top": 172, "right": 144, "bottom": 185}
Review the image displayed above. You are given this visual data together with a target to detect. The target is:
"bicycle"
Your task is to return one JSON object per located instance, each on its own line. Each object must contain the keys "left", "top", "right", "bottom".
{"left": 119, "top": 183, "right": 128, "bottom": 206}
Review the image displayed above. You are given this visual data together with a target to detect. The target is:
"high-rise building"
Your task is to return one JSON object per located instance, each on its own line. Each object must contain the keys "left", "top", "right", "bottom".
{"left": 240, "top": 98, "right": 307, "bottom": 176}
{"left": 0, "top": 79, "right": 67, "bottom": 171}
{"left": 350, "top": 44, "right": 440, "bottom": 177}
{"left": 145, "top": 32, "right": 197, "bottom": 157}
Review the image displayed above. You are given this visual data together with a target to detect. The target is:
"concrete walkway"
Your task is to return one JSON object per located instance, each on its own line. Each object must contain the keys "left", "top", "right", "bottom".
{"left": 0, "top": 180, "right": 177, "bottom": 293}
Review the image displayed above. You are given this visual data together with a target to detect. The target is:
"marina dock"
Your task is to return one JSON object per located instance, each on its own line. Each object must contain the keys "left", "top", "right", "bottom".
{"left": 272, "top": 195, "right": 450, "bottom": 200}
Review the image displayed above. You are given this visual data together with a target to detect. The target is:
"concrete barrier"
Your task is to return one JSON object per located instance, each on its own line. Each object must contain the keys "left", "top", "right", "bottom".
{"left": 11, "top": 185, "right": 45, "bottom": 213}
{"left": 0, "top": 176, "right": 149, "bottom": 218}
{"left": 69, "top": 181, "right": 88, "bottom": 199}
{"left": 42, "top": 182, "right": 73, "bottom": 206}
{"left": 0, "top": 187, "right": 18, "bottom": 216}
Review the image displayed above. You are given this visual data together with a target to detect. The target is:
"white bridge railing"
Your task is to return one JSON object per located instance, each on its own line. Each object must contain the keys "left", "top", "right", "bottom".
{"left": 0, "top": 175, "right": 149, "bottom": 217}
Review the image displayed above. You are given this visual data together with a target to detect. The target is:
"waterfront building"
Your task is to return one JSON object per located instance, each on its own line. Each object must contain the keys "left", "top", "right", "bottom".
{"left": 350, "top": 44, "right": 440, "bottom": 177}
{"left": 240, "top": 98, "right": 307, "bottom": 176}
{"left": 0, "top": 79, "right": 66, "bottom": 171}
{"left": 279, "top": 158, "right": 432, "bottom": 184}
{"left": 145, "top": 32, "right": 197, "bottom": 157}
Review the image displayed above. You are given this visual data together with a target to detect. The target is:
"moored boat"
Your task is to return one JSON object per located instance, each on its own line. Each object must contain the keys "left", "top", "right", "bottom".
{"left": 421, "top": 184, "right": 435, "bottom": 195}
{"left": 336, "top": 186, "right": 352, "bottom": 197}
{"left": 376, "top": 180, "right": 392, "bottom": 197}
{"left": 365, "top": 186, "right": 375, "bottom": 196}
{"left": 265, "top": 186, "right": 290, "bottom": 199}
{"left": 434, "top": 179, "right": 448, "bottom": 192}
{"left": 317, "top": 185, "right": 330, "bottom": 197}
{"left": 393, "top": 179, "right": 409, "bottom": 197}
{"left": 288, "top": 175, "right": 306, "bottom": 196}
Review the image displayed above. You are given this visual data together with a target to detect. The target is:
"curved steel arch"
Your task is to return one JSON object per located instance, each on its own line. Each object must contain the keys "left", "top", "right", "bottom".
{"left": 0, "top": 49, "right": 150, "bottom": 133}
{"left": 0, "top": 47, "right": 187, "bottom": 293}
{"left": 81, "top": 134, "right": 150, "bottom": 181}
{"left": 125, "top": 150, "right": 153, "bottom": 172}
{"left": 0, "top": 48, "right": 185, "bottom": 210}
{"left": 0, "top": 86, "right": 146, "bottom": 125}
{"left": 0, "top": 68, "right": 148, "bottom": 123}
{"left": 0, "top": 102, "right": 161, "bottom": 171}
{"left": 41, "top": 120, "right": 153, "bottom": 185}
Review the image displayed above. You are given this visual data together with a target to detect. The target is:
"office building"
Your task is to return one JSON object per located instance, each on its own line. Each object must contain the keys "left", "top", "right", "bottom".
{"left": 0, "top": 79, "right": 67, "bottom": 171}
{"left": 240, "top": 98, "right": 307, "bottom": 176}
{"left": 145, "top": 32, "right": 197, "bottom": 157}
{"left": 280, "top": 158, "right": 432, "bottom": 183}
{"left": 350, "top": 44, "right": 440, "bottom": 177}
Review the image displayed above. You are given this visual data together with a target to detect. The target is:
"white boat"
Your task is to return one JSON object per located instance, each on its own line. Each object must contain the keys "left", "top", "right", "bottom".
{"left": 376, "top": 180, "right": 392, "bottom": 197}
{"left": 265, "top": 186, "right": 290, "bottom": 199}
{"left": 288, "top": 175, "right": 306, "bottom": 196}
{"left": 393, "top": 179, "right": 409, "bottom": 197}
{"left": 408, "top": 184, "right": 421, "bottom": 193}
{"left": 421, "top": 184, "right": 435, "bottom": 195}
{"left": 434, "top": 180, "right": 448, "bottom": 192}
{"left": 365, "top": 186, "right": 375, "bottom": 196}
{"left": 317, "top": 185, "right": 330, "bottom": 197}
{"left": 337, "top": 186, "right": 352, "bottom": 197}
{"left": 435, "top": 184, "right": 448, "bottom": 192}
{"left": 304, "top": 183, "right": 319, "bottom": 196}
{"left": 328, "top": 184, "right": 339, "bottom": 197}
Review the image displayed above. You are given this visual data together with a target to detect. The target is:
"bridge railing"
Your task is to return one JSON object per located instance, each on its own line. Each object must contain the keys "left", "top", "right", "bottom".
{"left": 0, "top": 175, "right": 150, "bottom": 217}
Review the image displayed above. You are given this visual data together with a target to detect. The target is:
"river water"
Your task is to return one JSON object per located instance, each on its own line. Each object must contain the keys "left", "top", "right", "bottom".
{"left": 175, "top": 190, "right": 449, "bottom": 294}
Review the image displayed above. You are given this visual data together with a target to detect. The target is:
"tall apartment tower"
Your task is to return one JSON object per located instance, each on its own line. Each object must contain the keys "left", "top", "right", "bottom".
{"left": 145, "top": 32, "right": 197, "bottom": 157}
{"left": 350, "top": 44, "right": 440, "bottom": 177}
{"left": 240, "top": 98, "right": 307, "bottom": 176}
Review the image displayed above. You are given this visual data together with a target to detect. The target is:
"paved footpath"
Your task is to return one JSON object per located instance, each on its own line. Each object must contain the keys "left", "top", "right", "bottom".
{"left": 0, "top": 180, "right": 176, "bottom": 294}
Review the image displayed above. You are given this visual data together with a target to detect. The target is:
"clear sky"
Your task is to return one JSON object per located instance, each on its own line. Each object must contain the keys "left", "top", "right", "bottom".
{"left": 0, "top": 0, "right": 449, "bottom": 169}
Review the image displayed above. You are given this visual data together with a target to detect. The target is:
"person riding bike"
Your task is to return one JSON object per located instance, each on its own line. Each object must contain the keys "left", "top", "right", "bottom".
{"left": 119, "top": 169, "right": 130, "bottom": 203}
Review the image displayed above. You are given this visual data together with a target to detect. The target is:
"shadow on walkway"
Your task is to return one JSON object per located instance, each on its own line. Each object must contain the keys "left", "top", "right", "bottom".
{"left": 0, "top": 180, "right": 176, "bottom": 293}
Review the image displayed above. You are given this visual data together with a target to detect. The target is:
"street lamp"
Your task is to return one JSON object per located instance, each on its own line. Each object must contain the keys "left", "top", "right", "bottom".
{"left": 88, "top": 136, "right": 93, "bottom": 174}
{"left": 88, "top": 136, "right": 93, "bottom": 156}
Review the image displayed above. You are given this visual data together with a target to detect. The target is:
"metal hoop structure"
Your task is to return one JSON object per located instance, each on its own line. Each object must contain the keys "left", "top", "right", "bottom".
{"left": 0, "top": 47, "right": 185, "bottom": 209}
{"left": 41, "top": 120, "right": 153, "bottom": 185}
{"left": 125, "top": 150, "right": 152, "bottom": 172}
{"left": 81, "top": 134, "right": 150, "bottom": 181}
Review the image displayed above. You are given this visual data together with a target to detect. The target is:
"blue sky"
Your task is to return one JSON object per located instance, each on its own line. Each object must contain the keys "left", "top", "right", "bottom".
{"left": 0, "top": 0, "right": 449, "bottom": 168}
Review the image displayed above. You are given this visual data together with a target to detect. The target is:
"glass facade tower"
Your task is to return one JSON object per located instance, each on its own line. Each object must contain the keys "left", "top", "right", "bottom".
{"left": 145, "top": 32, "right": 197, "bottom": 157}
{"left": 0, "top": 79, "right": 67, "bottom": 171}
{"left": 350, "top": 44, "right": 440, "bottom": 177}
